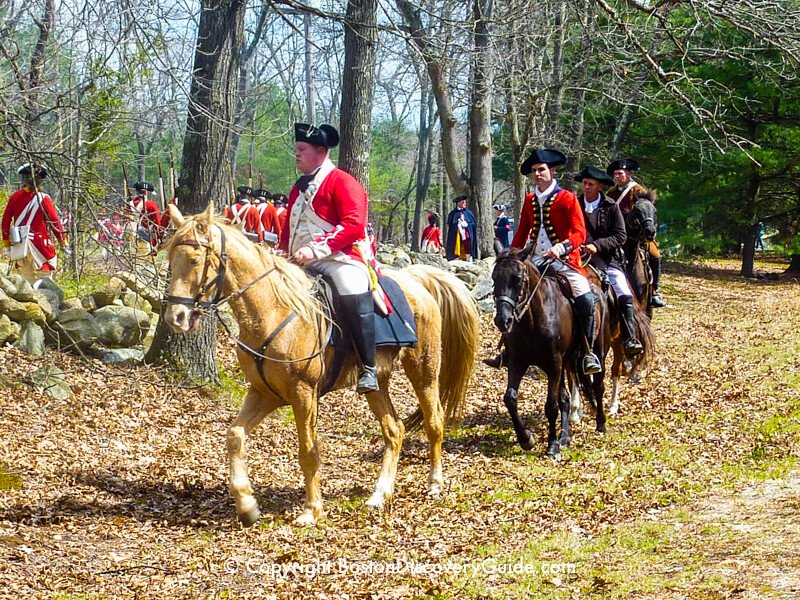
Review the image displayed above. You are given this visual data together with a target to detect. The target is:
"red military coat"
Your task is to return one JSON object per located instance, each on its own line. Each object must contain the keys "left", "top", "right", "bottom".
{"left": 279, "top": 162, "right": 372, "bottom": 263}
{"left": 511, "top": 186, "right": 586, "bottom": 274}
{"left": 256, "top": 202, "right": 282, "bottom": 239}
{"left": 128, "top": 195, "right": 161, "bottom": 248}
{"left": 2, "top": 187, "right": 66, "bottom": 269}
{"left": 224, "top": 201, "right": 263, "bottom": 241}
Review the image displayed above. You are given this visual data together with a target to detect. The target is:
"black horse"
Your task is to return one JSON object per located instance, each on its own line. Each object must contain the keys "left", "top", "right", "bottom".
{"left": 623, "top": 190, "right": 658, "bottom": 318}
{"left": 491, "top": 246, "right": 611, "bottom": 458}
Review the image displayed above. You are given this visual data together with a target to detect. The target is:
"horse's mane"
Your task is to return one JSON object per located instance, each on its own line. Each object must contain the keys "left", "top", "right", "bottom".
{"left": 633, "top": 188, "right": 657, "bottom": 204}
{"left": 166, "top": 215, "right": 322, "bottom": 324}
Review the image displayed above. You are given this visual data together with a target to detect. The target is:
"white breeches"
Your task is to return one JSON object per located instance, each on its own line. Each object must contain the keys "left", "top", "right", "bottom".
{"left": 534, "top": 256, "right": 591, "bottom": 297}
{"left": 607, "top": 265, "right": 633, "bottom": 298}
{"left": 308, "top": 257, "right": 371, "bottom": 295}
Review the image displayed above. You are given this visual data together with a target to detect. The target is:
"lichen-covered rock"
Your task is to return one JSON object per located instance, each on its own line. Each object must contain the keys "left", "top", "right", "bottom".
{"left": 0, "top": 289, "right": 28, "bottom": 321}
{"left": 0, "top": 314, "right": 15, "bottom": 345}
{"left": 93, "top": 305, "right": 151, "bottom": 347}
{"left": 472, "top": 276, "right": 494, "bottom": 301}
{"left": 80, "top": 295, "right": 97, "bottom": 312}
{"left": 33, "top": 289, "right": 60, "bottom": 323}
{"left": 92, "top": 278, "right": 126, "bottom": 308}
{"left": 30, "top": 364, "right": 72, "bottom": 399}
{"left": 120, "top": 290, "right": 152, "bottom": 315}
{"left": 32, "top": 278, "right": 64, "bottom": 308}
{"left": 47, "top": 307, "right": 100, "bottom": 350}
{"left": 7, "top": 274, "right": 35, "bottom": 302}
{"left": 14, "top": 320, "right": 45, "bottom": 356}
{"left": 88, "top": 347, "right": 145, "bottom": 365}
{"left": 477, "top": 298, "right": 495, "bottom": 314}
{"left": 19, "top": 301, "right": 46, "bottom": 325}
{"left": 60, "top": 297, "right": 83, "bottom": 311}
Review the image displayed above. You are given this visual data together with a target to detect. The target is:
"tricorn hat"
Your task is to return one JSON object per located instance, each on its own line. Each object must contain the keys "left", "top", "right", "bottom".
{"left": 133, "top": 181, "right": 155, "bottom": 192}
{"left": 237, "top": 185, "right": 254, "bottom": 196}
{"left": 575, "top": 166, "right": 614, "bottom": 186}
{"left": 606, "top": 158, "right": 640, "bottom": 175}
{"left": 520, "top": 148, "right": 567, "bottom": 175}
{"left": 254, "top": 188, "right": 269, "bottom": 199}
{"left": 295, "top": 122, "right": 340, "bottom": 148}
{"left": 18, "top": 162, "right": 48, "bottom": 179}
{"left": 452, "top": 195, "right": 469, "bottom": 204}
{"left": 272, "top": 193, "right": 288, "bottom": 205}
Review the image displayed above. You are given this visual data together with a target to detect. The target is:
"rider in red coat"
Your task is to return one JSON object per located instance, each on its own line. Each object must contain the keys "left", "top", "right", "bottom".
{"left": 279, "top": 122, "right": 379, "bottom": 394}
{"left": 490, "top": 148, "right": 601, "bottom": 375}
{"left": 2, "top": 162, "right": 66, "bottom": 281}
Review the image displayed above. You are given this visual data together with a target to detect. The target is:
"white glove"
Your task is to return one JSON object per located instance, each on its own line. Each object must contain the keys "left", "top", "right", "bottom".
{"left": 549, "top": 242, "right": 566, "bottom": 258}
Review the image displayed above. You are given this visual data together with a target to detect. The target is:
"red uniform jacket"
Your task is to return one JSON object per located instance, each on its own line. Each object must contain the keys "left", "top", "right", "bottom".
{"left": 276, "top": 206, "right": 287, "bottom": 233}
{"left": 2, "top": 188, "right": 66, "bottom": 266}
{"left": 224, "top": 202, "right": 263, "bottom": 241}
{"left": 256, "top": 202, "right": 282, "bottom": 239}
{"left": 511, "top": 186, "right": 586, "bottom": 274}
{"left": 421, "top": 225, "right": 442, "bottom": 251}
{"left": 279, "top": 165, "right": 371, "bottom": 262}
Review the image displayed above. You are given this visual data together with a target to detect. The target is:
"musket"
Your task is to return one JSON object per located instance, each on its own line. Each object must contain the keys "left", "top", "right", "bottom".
{"left": 248, "top": 162, "right": 253, "bottom": 189}
{"left": 157, "top": 160, "right": 166, "bottom": 212}
{"left": 169, "top": 149, "right": 176, "bottom": 202}
{"left": 258, "top": 173, "right": 264, "bottom": 192}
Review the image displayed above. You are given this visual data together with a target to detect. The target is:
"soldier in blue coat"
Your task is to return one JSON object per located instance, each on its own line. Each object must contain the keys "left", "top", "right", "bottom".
{"left": 493, "top": 203, "right": 511, "bottom": 254}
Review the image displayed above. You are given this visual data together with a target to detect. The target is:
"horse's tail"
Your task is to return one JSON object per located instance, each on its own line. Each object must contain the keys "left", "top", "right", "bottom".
{"left": 402, "top": 265, "right": 480, "bottom": 433}
{"left": 631, "top": 294, "right": 655, "bottom": 372}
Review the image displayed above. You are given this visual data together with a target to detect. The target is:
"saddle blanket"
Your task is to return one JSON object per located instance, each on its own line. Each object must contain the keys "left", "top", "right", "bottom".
{"left": 329, "top": 274, "right": 417, "bottom": 348}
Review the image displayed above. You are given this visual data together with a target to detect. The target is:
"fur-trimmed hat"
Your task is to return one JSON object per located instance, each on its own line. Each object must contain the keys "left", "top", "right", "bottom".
{"left": 294, "top": 122, "right": 340, "bottom": 148}
{"left": 520, "top": 149, "right": 567, "bottom": 175}
{"left": 606, "top": 158, "right": 640, "bottom": 174}
{"left": 134, "top": 181, "right": 155, "bottom": 192}
{"left": 575, "top": 166, "right": 614, "bottom": 186}
{"left": 492, "top": 203, "right": 506, "bottom": 211}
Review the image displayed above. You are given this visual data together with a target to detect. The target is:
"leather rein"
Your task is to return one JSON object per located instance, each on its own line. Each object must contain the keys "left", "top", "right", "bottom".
{"left": 163, "top": 226, "right": 330, "bottom": 395}
{"left": 494, "top": 255, "right": 553, "bottom": 322}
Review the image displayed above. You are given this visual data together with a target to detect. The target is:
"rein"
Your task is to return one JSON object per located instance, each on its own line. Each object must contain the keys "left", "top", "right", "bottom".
{"left": 494, "top": 256, "right": 553, "bottom": 322}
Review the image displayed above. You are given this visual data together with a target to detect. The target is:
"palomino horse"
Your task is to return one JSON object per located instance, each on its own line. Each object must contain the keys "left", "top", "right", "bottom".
{"left": 623, "top": 190, "right": 658, "bottom": 318}
{"left": 162, "top": 205, "right": 479, "bottom": 526}
{"left": 491, "top": 246, "right": 611, "bottom": 458}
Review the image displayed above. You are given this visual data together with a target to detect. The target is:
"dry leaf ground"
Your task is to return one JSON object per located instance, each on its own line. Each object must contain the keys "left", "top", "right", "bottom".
{"left": 0, "top": 257, "right": 798, "bottom": 599}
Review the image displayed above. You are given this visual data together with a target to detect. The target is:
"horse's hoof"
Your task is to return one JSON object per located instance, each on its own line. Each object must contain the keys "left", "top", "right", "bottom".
{"left": 608, "top": 402, "right": 619, "bottom": 416}
{"left": 293, "top": 509, "right": 318, "bottom": 526}
{"left": 427, "top": 483, "right": 442, "bottom": 499}
{"left": 238, "top": 506, "right": 261, "bottom": 528}
{"left": 365, "top": 493, "right": 386, "bottom": 510}
{"left": 596, "top": 423, "right": 607, "bottom": 434}
{"left": 558, "top": 437, "right": 570, "bottom": 449}
{"left": 545, "top": 443, "right": 561, "bottom": 460}
{"left": 519, "top": 431, "right": 535, "bottom": 451}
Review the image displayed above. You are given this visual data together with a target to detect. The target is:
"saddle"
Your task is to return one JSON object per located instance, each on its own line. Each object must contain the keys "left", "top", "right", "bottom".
{"left": 546, "top": 270, "right": 576, "bottom": 301}
{"left": 315, "top": 275, "right": 417, "bottom": 397}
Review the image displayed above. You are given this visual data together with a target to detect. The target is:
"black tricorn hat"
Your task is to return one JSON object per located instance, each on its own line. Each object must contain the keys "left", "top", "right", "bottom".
{"left": 520, "top": 148, "right": 567, "bottom": 175}
{"left": 18, "top": 162, "right": 48, "bottom": 179}
{"left": 452, "top": 195, "right": 469, "bottom": 203}
{"left": 606, "top": 158, "right": 640, "bottom": 175}
{"left": 272, "top": 193, "right": 288, "bottom": 204}
{"left": 254, "top": 188, "right": 270, "bottom": 199}
{"left": 133, "top": 181, "right": 155, "bottom": 192}
{"left": 294, "top": 122, "right": 340, "bottom": 148}
{"left": 237, "top": 185, "right": 254, "bottom": 196}
{"left": 575, "top": 166, "right": 614, "bottom": 186}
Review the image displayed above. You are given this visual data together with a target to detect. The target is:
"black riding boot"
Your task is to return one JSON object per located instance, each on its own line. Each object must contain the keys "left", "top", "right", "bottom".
{"left": 574, "top": 293, "right": 602, "bottom": 375}
{"left": 484, "top": 348, "right": 508, "bottom": 369}
{"left": 340, "top": 292, "right": 379, "bottom": 393}
{"left": 649, "top": 256, "right": 667, "bottom": 308}
{"left": 618, "top": 295, "right": 643, "bottom": 357}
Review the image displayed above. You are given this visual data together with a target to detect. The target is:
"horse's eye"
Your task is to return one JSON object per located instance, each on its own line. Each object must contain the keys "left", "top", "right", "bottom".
{"left": 191, "top": 257, "right": 202, "bottom": 266}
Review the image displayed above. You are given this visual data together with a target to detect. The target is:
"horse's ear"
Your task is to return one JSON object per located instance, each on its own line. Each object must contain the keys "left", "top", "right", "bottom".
{"left": 169, "top": 203, "right": 186, "bottom": 228}
{"left": 518, "top": 243, "right": 533, "bottom": 262}
{"left": 203, "top": 202, "right": 215, "bottom": 222}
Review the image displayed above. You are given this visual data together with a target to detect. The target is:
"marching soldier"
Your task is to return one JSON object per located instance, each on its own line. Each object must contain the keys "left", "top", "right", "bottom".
{"left": 575, "top": 166, "right": 643, "bottom": 357}
{"left": 254, "top": 188, "right": 281, "bottom": 244}
{"left": 128, "top": 181, "right": 161, "bottom": 254}
{"left": 224, "top": 186, "right": 262, "bottom": 242}
{"left": 2, "top": 162, "right": 67, "bottom": 282}
{"left": 606, "top": 159, "right": 666, "bottom": 308}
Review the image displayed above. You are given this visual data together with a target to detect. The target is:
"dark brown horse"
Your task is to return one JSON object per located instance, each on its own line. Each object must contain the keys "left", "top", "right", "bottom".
{"left": 491, "top": 247, "right": 611, "bottom": 458}
{"left": 623, "top": 190, "right": 658, "bottom": 318}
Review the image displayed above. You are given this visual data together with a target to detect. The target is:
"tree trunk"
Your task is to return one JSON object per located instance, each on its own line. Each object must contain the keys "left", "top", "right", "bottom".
{"left": 785, "top": 254, "right": 800, "bottom": 274}
{"left": 397, "top": 0, "right": 468, "bottom": 196}
{"left": 740, "top": 168, "right": 761, "bottom": 278}
{"left": 178, "top": 0, "right": 246, "bottom": 212}
{"left": 24, "top": 0, "right": 55, "bottom": 141}
{"left": 410, "top": 74, "right": 432, "bottom": 252}
{"left": 148, "top": 0, "right": 247, "bottom": 386}
{"left": 339, "top": 0, "right": 378, "bottom": 187}
{"left": 469, "top": 0, "right": 495, "bottom": 259}
{"left": 544, "top": 0, "right": 567, "bottom": 142}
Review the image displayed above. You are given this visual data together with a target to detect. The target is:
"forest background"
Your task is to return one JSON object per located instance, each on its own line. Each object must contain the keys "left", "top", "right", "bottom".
{"left": 1, "top": 0, "right": 798, "bottom": 280}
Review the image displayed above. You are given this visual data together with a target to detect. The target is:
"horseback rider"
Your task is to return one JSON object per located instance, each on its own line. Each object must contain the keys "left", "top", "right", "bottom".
{"left": 486, "top": 148, "right": 602, "bottom": 375}
{"left": 606, "top": 159, "right": 666, "bottom": 308}
{"left": 575, "top": 166, "right": 643, "bottom": 358}
{"left": 278, "top": 122, "right": 379, "bottom": 394}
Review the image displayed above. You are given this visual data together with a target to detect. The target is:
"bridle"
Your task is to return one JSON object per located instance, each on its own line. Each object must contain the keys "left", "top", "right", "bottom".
{"left": 627, "top": 200, "right": 656, "bottom": 240}
{"left": 494, "top": 255, "right": 552, "bottom": 322}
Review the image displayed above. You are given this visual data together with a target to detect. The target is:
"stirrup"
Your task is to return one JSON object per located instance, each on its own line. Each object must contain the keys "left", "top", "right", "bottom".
{"left": 582, "top": 353, "right": 602, "bottom": 375}
{"left": 483, "top": 353, "right": 506, "bottom": 369}
{"left": 624, "top": 339, "right": 643, "bottom": 357}
{"left": 649, "top": 294, "right": 667, "bottom": 308}
{"left": 356, "top": 365, "right": 379, "bottom": 394}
